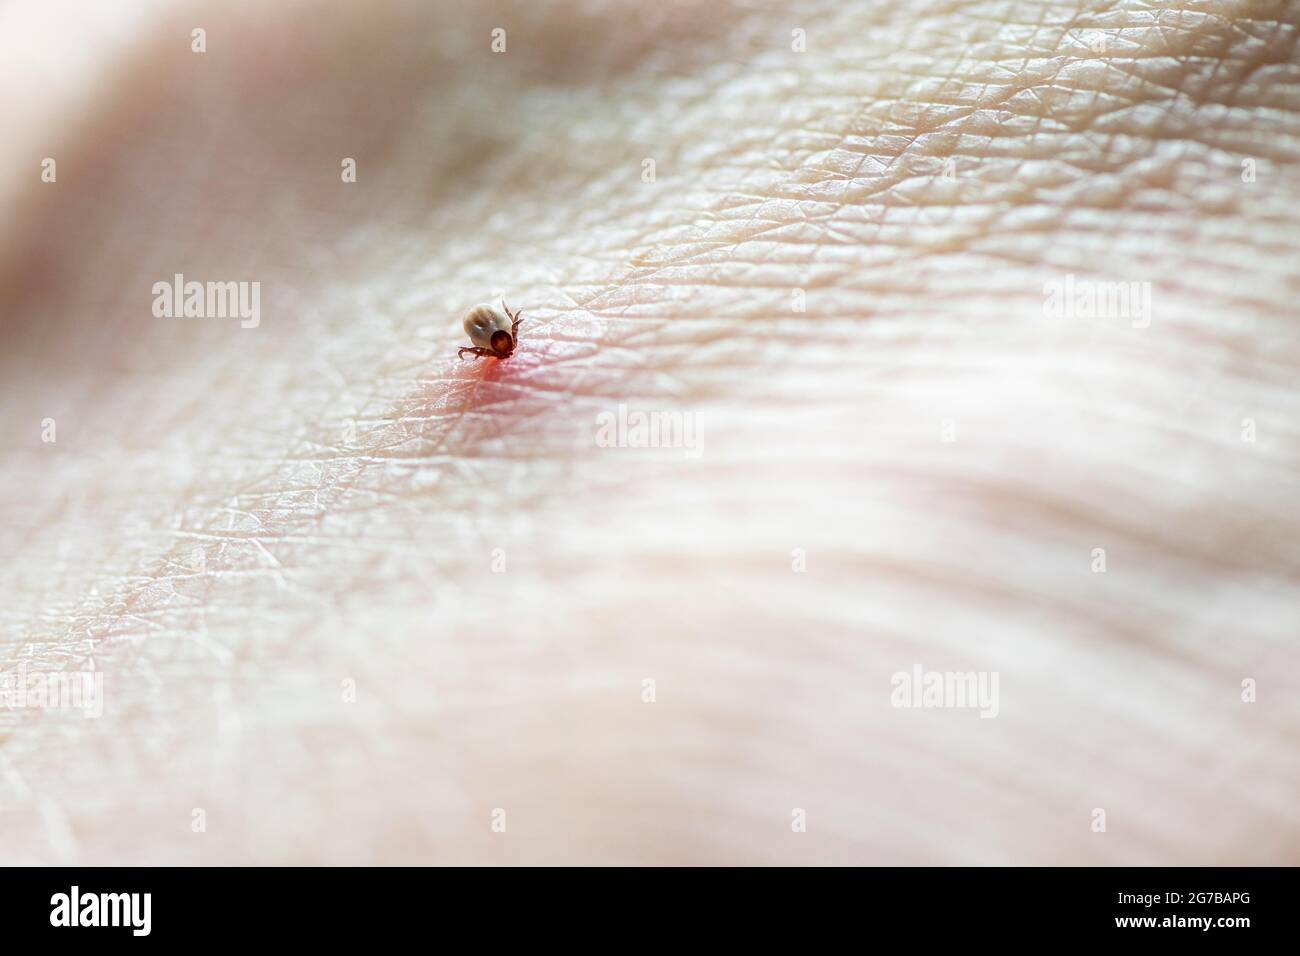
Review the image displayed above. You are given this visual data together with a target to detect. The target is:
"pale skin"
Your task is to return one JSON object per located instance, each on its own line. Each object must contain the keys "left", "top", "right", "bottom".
{"left": 0, "top": 0, "right": 1297, "bottom": 864}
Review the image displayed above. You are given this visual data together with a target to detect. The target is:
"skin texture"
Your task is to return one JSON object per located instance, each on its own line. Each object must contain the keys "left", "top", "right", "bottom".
{"left": 1, "top": 0, "right": 1298, "bottom": 865}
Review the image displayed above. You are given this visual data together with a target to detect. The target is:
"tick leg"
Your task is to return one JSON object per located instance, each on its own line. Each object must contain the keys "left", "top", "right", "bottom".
{"left": 510, "top": 310, "right": 524, "bottom": 338}
{"left": 458, "top": 347, "right": 496, "bottom": 360}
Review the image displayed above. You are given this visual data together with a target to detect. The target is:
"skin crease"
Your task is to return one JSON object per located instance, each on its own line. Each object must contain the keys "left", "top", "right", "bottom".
{"left": 1, "top": 0, "right": 1298, "bottom": 865}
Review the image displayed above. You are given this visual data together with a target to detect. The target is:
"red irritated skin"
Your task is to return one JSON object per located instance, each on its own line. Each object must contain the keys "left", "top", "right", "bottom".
{"left": 1, "top": 0, "right": 1299, "bottom": 866}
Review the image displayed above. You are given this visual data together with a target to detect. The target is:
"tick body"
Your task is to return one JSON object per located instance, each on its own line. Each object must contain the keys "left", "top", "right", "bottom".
{"left": 459, "top": 301, "right": 524, "bottom": 360}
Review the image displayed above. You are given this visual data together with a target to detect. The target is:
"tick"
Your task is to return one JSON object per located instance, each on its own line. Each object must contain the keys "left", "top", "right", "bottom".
{"left": 458, "top": 300, "right": 524, "bottom": 360}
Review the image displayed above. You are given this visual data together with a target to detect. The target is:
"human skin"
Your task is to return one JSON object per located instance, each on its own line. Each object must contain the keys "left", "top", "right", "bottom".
{"left": 1, "top": 0, "right": 1298, "bottom": 865}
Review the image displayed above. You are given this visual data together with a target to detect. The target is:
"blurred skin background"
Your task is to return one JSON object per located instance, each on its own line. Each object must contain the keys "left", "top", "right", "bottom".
{"left": 1, "top": 0, "right": 1298, "bottom": 864}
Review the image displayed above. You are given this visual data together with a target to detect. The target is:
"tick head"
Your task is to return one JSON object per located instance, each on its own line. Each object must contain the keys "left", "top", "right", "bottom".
{"left": 490, "top": 330, "right": 514, "bottom": 357}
